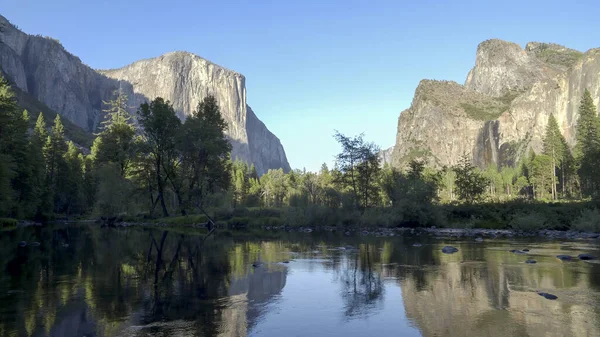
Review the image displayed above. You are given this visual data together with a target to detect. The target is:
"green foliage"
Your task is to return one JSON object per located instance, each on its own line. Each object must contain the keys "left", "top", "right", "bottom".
{"left": 95, "top": 163, "right": 134, "bottom": 217}
{"left": 572, "top": 209, "right": 600, "bottom": 232}
{"left": 460, "top": 102, "right": 507, "bottom": 121}
{"left": 0, "top": 218, "right": 17, "bottom": 228}
{"left": 453, "top": 155, "right": 488, "bottom": 203}
{"left": 575, "top": 89, "right": 600, "bottom": 197}
{"left": 508, "top": 212, "right": 548, "bottom": 231}
{"left": 333, "top": 131, "right": 381, "bottom": 209}
{"left": 157, "top": 214, "right": 209, "bottom": 225}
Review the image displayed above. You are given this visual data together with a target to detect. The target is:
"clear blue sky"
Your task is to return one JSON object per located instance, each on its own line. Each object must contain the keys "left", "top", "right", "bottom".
{"left": 2, "top": 0, "right": 599, "bottom": 171}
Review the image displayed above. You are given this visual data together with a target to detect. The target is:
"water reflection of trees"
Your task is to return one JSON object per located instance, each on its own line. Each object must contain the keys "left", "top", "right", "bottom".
{"left": 0, "top": 226, "right": 291, "bottom": 337}
{"left": 337, "top": 244, "right": 384, "bottom": 319}
{"left": 2, "top": 228, "right": 600, "bottom": 337}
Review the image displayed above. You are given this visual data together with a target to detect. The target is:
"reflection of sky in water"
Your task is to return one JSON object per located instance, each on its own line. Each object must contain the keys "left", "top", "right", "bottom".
{"left": 250, "top": 259, "right": 420, "bottom": 336}
{"left": 0, "top": 225, "right": 599, "bottom": 337}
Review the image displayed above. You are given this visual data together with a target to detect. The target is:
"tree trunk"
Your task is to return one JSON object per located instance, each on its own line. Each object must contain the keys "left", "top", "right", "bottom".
{"left": 156, "top": 157, "right": 169, "bottom": 217}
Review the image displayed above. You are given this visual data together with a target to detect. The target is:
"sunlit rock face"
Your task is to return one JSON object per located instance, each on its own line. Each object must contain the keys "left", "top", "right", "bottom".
{"left": 0, "top": 14, "right": 290, "bottom": 175}
{"left": 393, "top": 39, "right": 600, "bottom": 168}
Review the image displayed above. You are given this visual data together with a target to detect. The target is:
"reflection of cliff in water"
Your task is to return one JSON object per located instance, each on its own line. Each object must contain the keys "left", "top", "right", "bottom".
{"left": 397, "top": 252, "right": 600, "bottom": 337}
{"left": 219, "top": 266, "right": 288, "bottom": 337}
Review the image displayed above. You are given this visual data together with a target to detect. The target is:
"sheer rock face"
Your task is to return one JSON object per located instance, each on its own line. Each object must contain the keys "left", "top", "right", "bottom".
{"left": 393, "top": 39, "right": 600, "bottom": 168}
{"left": 0, "top": 14, "right": 289, "bottom": 175}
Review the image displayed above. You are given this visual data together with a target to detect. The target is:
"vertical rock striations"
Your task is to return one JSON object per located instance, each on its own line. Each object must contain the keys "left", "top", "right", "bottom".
{"left": 393, "top": 39, "right": 600, "bottom": 168}
{"left": 0, "top": 14, "right": 290, "bottom": 175}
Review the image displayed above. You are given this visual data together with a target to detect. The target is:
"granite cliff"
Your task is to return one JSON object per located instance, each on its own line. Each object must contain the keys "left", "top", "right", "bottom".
{"left": 392, "top": 39, "right": 600, "bottom": 168}
{"left": 0, "top": 14, "right": 290, "bottom": 175}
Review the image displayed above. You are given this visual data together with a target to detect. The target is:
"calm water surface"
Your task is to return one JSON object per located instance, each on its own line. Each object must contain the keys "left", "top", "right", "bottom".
{"left": 1, "top": 225, "right": 599, "bottom": 337}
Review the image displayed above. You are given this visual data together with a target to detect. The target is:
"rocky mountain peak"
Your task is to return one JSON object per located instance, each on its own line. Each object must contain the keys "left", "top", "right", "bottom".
{"left": 393, "top": 38, "right": 600, "bottom": 169}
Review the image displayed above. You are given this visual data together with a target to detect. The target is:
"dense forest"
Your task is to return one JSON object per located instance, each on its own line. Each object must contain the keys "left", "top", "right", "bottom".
{"left": 1, "top": 75, "right": 600, "bottom": 231}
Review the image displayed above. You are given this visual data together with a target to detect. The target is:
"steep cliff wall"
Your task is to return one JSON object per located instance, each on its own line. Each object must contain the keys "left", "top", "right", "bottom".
{"left": 0, "top": 14, "right": 290, "bottom": 175}
{"left": 393, "top": 39, "right": 600, "bottom": 168}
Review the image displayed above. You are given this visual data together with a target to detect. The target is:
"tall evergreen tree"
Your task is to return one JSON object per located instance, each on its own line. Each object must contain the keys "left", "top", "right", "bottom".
{"left": 574, "top": 89, "right": 600, "bottom": 197}
{"left": 543, "top": 114, "right": 569, "bottom": 200}
{"left": 44, "top": 115, "right": 68, "bottom": 213}
{"left": 452, "top": 155, "right": 488, "bottom": 204}
{"left": 93, "top": 89, "right": 136, "bottom": 177}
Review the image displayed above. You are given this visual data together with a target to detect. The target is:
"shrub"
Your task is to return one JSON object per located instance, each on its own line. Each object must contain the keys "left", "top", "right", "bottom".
{"left": 509, "top": 212, "right": 548, "bottom": 231}
{"left": 227, "top": 217, "right": 250, "bottom": 228}
{"left": 249, "top": 217, "right": 282, "bottom": 227}
{"left": 0, "top": 218, "right": 17, "bottom": 228}
{"left": 572, "top": 209, "right": 600, "bottom": 232}
{"left": 159, "top": 214, "right": 208, "bottom": 225}
{"left": 283, "top": 207, "right": 307, "bottom": 227}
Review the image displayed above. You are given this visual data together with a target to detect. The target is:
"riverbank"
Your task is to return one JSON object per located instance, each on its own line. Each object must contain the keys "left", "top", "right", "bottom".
{"left": 35, "top": 219, "right": 599, "bottom": 241}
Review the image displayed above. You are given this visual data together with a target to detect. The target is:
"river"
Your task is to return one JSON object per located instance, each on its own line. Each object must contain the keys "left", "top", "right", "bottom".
{"left": 1, "top": 225, "right": 599, "bottom": 337}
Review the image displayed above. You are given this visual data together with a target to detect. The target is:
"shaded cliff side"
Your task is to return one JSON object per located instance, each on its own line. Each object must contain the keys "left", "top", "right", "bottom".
{"left": 0, "top": 14, "right": 290, "bottom": 175}
{"left": 392, "top": 39, "right": 600, "bottom": 168}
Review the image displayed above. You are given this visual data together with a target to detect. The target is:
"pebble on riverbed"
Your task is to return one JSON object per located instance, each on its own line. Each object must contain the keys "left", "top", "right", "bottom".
{"left": 537, "top": 291, "right": 558, "bottom": 300}
{"left": 441, "top": 246, "right": 459, "bottom": 254}
{"left": 578, "top": 254, "right": 597, "bottom": 260}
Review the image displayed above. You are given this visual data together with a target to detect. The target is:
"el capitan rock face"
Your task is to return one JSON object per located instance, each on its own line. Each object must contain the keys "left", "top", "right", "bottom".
{"left": 393, "top": 39, "right": 600, "bottom": 168}
{"left": 0, "top": 14, "right": 289, "bottom": 175}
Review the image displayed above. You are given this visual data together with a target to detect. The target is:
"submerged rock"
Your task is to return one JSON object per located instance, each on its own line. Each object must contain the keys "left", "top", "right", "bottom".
{"left": 537, "top": 291, "right": 558, "bottom": 300}
{"left": 252, "top": 262, "right": 262, "bottom": 268}
{"left": 441, "top": 246, "right": 459, "bottom": 254}
{"left": 413, "top": 243, "right": 423, "bottom": 247}
{"left": 510, "top": 250, "right": 527, "bottom": 254}
{"left": 525, "top": 259, "right": 537, "bottom": 264}
{"left": 522, "top": 248, "right": 530, "bottom": 252}
{"left": 556, "top": 255, "right": 573, "bottom": 261}
{"left": 578, "top": 254, "right": 597, "bottom": 260}
{"left": 475, "top": 237, "right": 484, "bottom": 242}
{"left": 29, "top": 242, "right": 40, "bottom": 247}
{"left": 18, "top": 241, "right": 27, "bottom": 247}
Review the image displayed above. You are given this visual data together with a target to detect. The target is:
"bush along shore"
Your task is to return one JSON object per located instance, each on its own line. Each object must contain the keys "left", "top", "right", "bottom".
{"left": 15, "top": 202, "right": 593, "bottom": 240}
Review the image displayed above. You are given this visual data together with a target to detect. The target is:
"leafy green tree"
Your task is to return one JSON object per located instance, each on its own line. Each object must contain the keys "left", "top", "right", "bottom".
{"left": 453, "top": 155, "right": 488, "bottom": 204}
{"left": 500, "top": 166, "right": 516, "bottom": 197}
{"left": 260, "top": 169, "right": 287, "bottom": 207}
{"left": 169, "top": 96, "right": 232, "bottom": 214}
{"left": 574, "top": 89, "right": 600, "bottom": 197}
{"left": 333, "top": 131, "right": 381, "bottom": 210}
{"left": 137, "top": 97, "right": 181, "bottom": 217}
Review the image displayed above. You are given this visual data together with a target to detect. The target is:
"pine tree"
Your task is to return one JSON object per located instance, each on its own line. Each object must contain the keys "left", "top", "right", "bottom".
{"left": 94, "top": 89, "right": 136, "bottom": 177}
{"left": 543, "top": 114, "right": 568, "bottom": 199}
{"left": 30, "top": 113, "right": 51, "bottom": 216}
{"left": 44, "top": 115, "right": 68, "bottom": 213}
{"left": 574, "top": 89, "right": 600, "bottom": 197}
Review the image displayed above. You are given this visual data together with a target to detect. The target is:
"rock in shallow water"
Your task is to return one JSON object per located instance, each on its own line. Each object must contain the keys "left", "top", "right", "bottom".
{"left": 556, "top": 255, "right": 573, "bottom": 261}
{"left": 475, "top": 237, "right": 483, "bottom": 242}
{"left": 441, "top": 246, "right": 459, "bottom": 254}
{"left": 510, "top": 249, "right": 527, "bottom": 254}
{"left": 578, "top": 254, "right": 597, "bottom": 260}
{"left": 18, "top": 241, "right": 27, "bottom": 247}
{"left": 525, "top": 259, "right": 537, "bottom": 264}
{"left": 537, "top": 292, "right": 558, "bottom": 300}
{"left": 29, "top": 242, "right": 40, "bottom": 247}
{"left": 413, "top": 243, "right": 423, "bottom": 247}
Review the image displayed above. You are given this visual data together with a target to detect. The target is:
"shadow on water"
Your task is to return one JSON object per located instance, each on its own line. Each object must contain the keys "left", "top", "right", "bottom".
{"left": 0, "top": 225, "right": 599, "bottom": 337}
